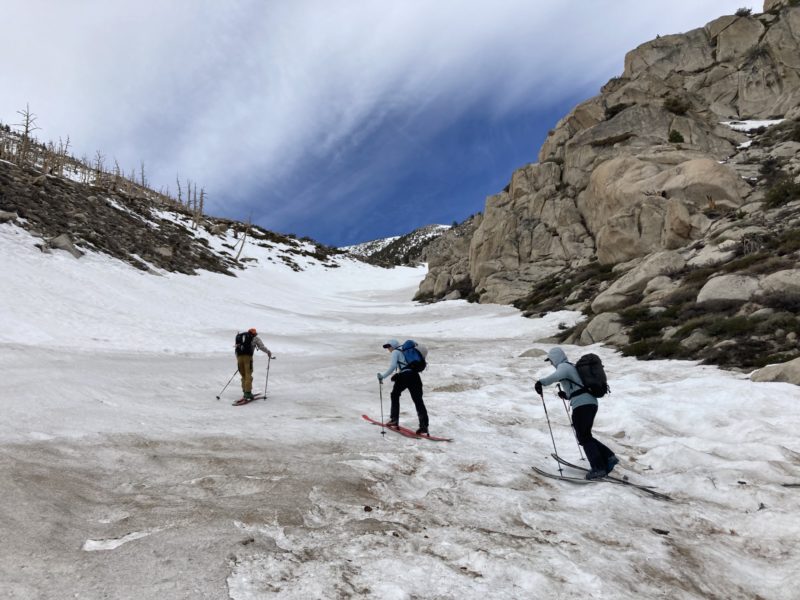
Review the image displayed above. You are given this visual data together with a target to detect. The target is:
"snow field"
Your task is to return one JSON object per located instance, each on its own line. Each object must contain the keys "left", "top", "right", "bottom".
{"left": 1, "top": 222, "right": 799, "bottom": 599}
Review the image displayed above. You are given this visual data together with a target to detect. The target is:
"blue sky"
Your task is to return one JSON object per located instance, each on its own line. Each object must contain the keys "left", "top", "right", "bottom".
{"left": 1, "top": 1, "right": 748, "bottom": 246}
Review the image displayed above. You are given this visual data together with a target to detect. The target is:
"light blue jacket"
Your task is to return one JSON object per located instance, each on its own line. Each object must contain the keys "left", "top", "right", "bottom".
{"left": 538, "top": 347, "right": 597, "bottom": 409}
{"left": 378, "top": 339, "right": 410, "bottom": 380}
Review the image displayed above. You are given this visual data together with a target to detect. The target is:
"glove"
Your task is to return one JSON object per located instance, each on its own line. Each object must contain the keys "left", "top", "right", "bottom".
{"left": 534, "top": 380, "right": 543, "bottom": 395}
{"left": 557, "top": 390, "right": 568, "bottom": 400}
{"left": 377, "top": 373, "right": 383, "bottom": 382}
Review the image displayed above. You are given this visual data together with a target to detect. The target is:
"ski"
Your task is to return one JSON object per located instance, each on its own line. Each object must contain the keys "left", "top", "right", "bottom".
{"left": 549, "top": 453, "right": 671, "bottom": 500}
{"left": 550, "top": 453, "right": 655, "bottom": 488}
{"left": 532, "top": 465, "right": 671, "bottom": 500}
{"left": 361, "top": 414, "right": 453, "bottom": 442}
{"left": 232, "top": 393, "right": 265, "bottom": 406}
{"left": 531, "top": 466, "right": 595, "bottom": 485}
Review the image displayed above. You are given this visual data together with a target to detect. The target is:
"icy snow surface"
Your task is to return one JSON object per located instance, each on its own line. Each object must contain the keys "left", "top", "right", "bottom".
{"left": 1, "top": 222, "right": 799, "bottom": 599}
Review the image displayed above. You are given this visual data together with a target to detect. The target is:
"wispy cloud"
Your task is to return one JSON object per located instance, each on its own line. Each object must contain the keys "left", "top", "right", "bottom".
{"left": 1, "top": 0, "right": 747, "bottom": 242}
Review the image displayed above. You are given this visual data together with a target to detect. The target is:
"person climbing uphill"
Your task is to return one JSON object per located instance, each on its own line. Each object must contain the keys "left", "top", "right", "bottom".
{"left": 535, "top": 347, "right": 618, "bottom": 479}
{"left": 235, "top": 327, "right": 272, "bottom": 401}
{"left": 377, "top": 338, "right": 429, "bottom": 435}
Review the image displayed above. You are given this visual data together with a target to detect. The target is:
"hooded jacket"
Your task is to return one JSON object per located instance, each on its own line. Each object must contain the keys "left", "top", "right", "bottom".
{"left": 379, "top": 339, "right": 412, "bottom": 380}
{"left": 538, "top": 347, "right": 597, "bottom": 409}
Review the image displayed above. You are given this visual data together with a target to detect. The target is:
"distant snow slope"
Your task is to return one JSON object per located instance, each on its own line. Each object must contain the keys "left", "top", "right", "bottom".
{"left": 1, "top": 222, "right": 798, "bottom": 600}
{"left": 342, "top": 224, "right": 450, "bottom": 264}
{"left": 341, "top": 235, "right": 401, "bottom": 257}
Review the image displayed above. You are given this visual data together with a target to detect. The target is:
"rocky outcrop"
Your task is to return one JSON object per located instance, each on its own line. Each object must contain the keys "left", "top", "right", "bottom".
{"left": 696, "top": 269, "right": 800, "bottom": 303}
{"left": 466, "top": 162, "right": 594, "bottom": 303}
{"left": 580, "top": 312, "right": 628, "bottom": 346}
{"left": 421, "top": 3, "right": 800, "bottom": 306}
{"left": 415, "top": 216, "right": 480, "bottom": 301}
{"left": 591, "top": 251, "right": 686, "bottom": 312}
{"left": 696, "top": 274, "right": 761, "bottom": 303}
{"left": 580, "top": 156, "right": 750, "bottom": 263}
{"left": 751, "top": 356, "right": 800, "bottom": 384}
{"left": 419, "top": 2, "right": 800, "bottom": 377}
{"left": 354, "top": 224, "right": 451, "bottom": 267}
{"left": 47, "top": 233, "right": 84, "bottom": 259}
{"left": 765, "top": 0, "right": 791, "bottom": 12}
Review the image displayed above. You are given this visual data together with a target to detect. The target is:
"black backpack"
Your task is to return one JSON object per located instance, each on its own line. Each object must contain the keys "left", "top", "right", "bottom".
{"left": 570, "top": 353, "right": 610, "bottom": 398}
{"left": 235, "top": 331, "right": 255, "bottom": 356}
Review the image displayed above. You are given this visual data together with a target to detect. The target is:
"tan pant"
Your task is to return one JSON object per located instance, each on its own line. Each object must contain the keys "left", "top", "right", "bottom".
{"left": 237, "top": 354, "right": 254, "bottom": 393}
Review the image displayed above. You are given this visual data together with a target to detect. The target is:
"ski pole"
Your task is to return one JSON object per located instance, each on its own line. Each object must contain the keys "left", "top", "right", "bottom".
{"left": 263, "top": 355, "right": 274, "bottom": 398}
{"left": 378, "top": 380, "right": 386, "bottom": 438}
{"left": 557, "top": 385, "right": 585, "bottom": 460}
{"left": 215, "top": 369, "right": 239, "bottom": 400}
{"left": 539, "top": 389, "right": 563, "bottom": 475}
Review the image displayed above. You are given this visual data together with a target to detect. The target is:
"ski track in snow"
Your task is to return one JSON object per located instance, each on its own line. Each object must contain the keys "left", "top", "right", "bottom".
{"left": 1, "top": 222, "right": 799, "bottom": 599}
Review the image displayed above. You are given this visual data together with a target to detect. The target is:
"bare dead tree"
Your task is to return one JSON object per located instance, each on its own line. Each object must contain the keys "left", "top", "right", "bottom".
{"left": 139, "top": 160, "right": 147, "bottom": 188}
{"left": 185, "top": 178, "right": 192, "bottom": 209}
{"left": 14, "top": 104, "right": 40, "bottom": 166}
{"left": 57, "top": 136, "right": 71, "bottom": 177}
{"left": 94, "top": 150, "right": 106, "bottom": 186}
{"left": 175, "top": 174, "right": 183, "bottom": 205}
{"left": 235, "top": 217, "right": 252, "bottom": 262}
{"left": 80, "top": 154, "right": 91, "bottom": 183}
{"left": 193, "top": 187, "right": 205, "bottom": 230}
{"left": 43, "top": 140, "right": 56, "bottom": 174}
{"left": 192, "top": 184, "right": 199, "bottom": 229}
{"left": 113, "top": 158, "right": 122, "bottom": 191}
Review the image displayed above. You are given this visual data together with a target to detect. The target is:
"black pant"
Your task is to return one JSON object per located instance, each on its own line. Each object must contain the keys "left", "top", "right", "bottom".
{"left": 390, "top": 371, "right": 428, "bottom": 429}
{"left": 572, "top": 404, "right": 614, "bottom": 471}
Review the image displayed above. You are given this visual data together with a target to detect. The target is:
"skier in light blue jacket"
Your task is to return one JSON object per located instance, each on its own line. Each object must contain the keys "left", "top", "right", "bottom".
{"left": 377, "top": 339, "right": 429, "bottom": 435}
{"left": 535, "top": 347, "right": 617, "bottom": 479}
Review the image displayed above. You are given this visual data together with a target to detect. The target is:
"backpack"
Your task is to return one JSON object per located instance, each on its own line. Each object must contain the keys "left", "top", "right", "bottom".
{"left": 399, "top": 339, "right": 427, "bottom": 373}
{"left": 235, "top": 331, "right": 255, "bottom": 356}
{"left": 570, "top": 353, "right": 610, "bottom": 398}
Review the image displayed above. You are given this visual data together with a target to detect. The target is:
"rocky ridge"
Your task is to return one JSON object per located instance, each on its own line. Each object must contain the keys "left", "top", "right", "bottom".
{"left": 415, "top": 0, "right": 800, "bottom": 381}
{"left": 347, "top": 224, "right": 451, "bottom": 267}
{"left": 0, "top": 158, "right": 346, "bottom": 276}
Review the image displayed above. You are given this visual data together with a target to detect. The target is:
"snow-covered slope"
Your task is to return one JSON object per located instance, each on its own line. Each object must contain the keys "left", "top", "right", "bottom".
{"left": 342, "top": 224, "right": 451, "bottom": 266}
{"left": 341, "top": 235, "right": 401, "bottom": 257}
{"left": 1, "top": 222, "right": 798, "bottom": 599}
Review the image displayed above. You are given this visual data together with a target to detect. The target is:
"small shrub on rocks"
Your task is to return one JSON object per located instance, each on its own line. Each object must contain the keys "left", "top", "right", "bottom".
{"left": 663, "top": 96, "right": 690, "bottom": 115}
{"left": 668, "top": 130, "right": 685, "bottom": 143}
{"left": 764, "top": 178, "right": 800, "bottom": 208}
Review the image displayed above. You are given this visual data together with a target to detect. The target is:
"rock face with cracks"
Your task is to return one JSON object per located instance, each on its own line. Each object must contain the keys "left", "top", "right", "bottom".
{"left": 419, "top": 1, "right": 800, "bottom": 306}
{"left": 416, "top": 1, "right": 800, "bottom": 382}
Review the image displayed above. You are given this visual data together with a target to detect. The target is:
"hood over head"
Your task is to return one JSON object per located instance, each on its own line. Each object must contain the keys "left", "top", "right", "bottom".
{"left": 383, "top": 339, "right": 400, "bottom": 349}
{"left": 545, "top": 347, "right": 568, "bottom": 366}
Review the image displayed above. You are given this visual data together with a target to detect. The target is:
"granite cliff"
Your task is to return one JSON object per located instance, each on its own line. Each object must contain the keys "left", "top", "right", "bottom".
{"left": 416, "top": 0, "right": 800, "bottom": 380}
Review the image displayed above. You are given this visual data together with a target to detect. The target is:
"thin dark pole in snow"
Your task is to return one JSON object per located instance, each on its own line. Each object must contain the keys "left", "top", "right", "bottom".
{"left": 540, "top": 390, "right": 563, "bottom": 475}
{"left": 215, "top": 369, "right": 239, "bottom": 400}
{"left": 379, "top": 380, "right": 386, "bottom": 438}
{"left": 263, "top": 355, "right": 273, "bottom": 398}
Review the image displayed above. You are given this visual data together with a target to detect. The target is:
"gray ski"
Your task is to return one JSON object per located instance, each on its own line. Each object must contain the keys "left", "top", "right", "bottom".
{"left": 531, "top": 466, "right": 595, "bottom": 485}
{"left": 550, "top": 453, "right": 655, "bottom": 488}
{"left": 537, "top": 457, "right": 672, "bottom": 501}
